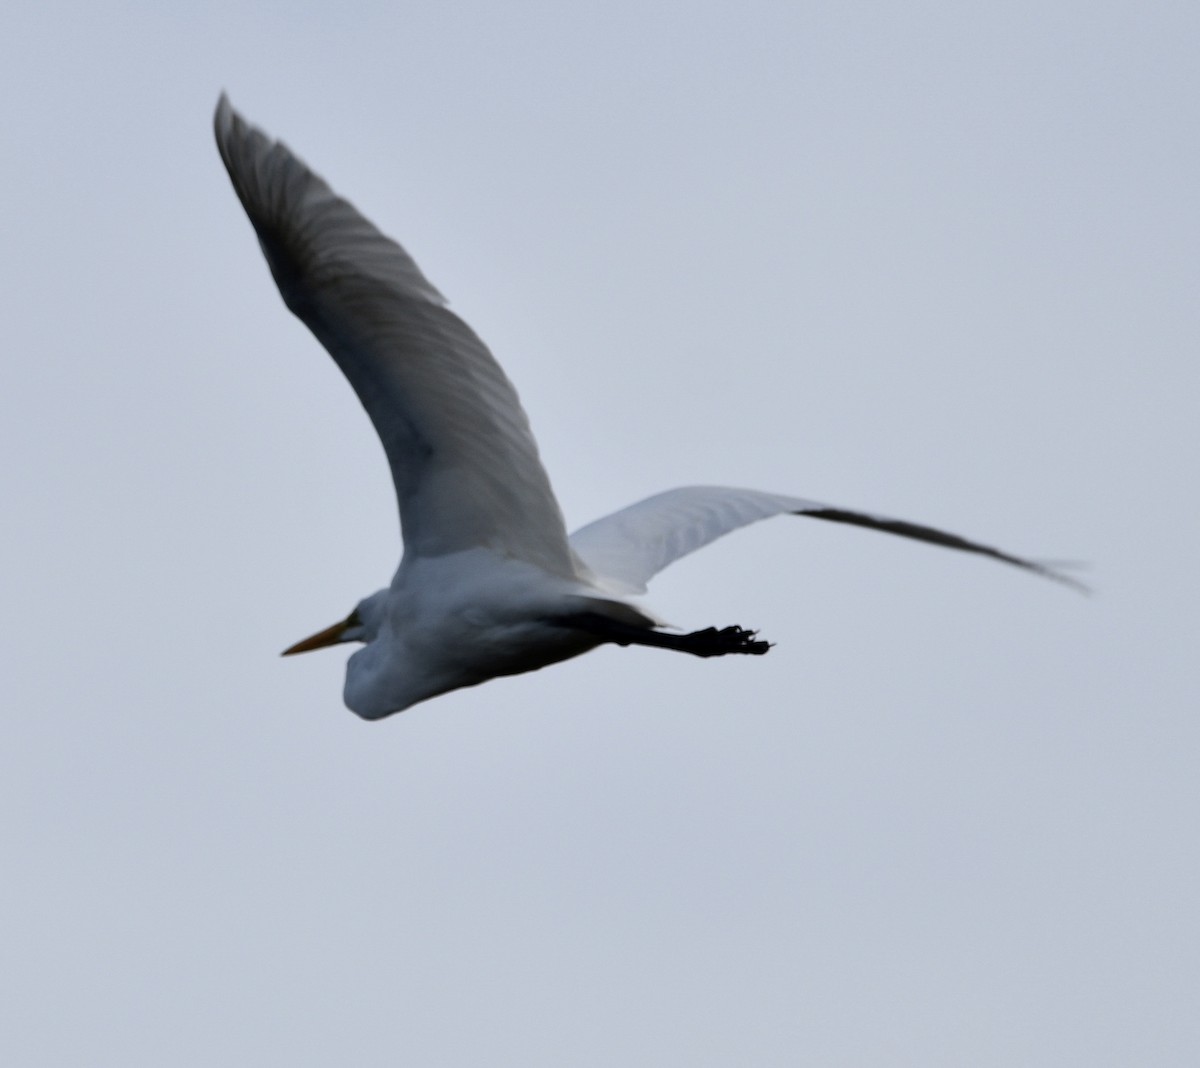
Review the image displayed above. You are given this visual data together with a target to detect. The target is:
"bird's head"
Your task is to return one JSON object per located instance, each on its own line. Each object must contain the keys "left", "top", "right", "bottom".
{"left": 281, "top": 589, "right": 389, "bottom": 657}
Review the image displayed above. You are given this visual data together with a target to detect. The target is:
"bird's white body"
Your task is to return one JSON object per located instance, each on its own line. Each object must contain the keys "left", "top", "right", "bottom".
{"left": 343, "top": 549, "right": 654, "bottom": 718}
{"left": 215, "top": 95, "right": 1077, "bottom": 719}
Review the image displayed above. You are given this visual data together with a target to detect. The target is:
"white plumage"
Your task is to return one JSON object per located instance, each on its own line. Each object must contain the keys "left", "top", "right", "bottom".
{"left": 215, "top": 95, "right": 1078, "bottom": 719}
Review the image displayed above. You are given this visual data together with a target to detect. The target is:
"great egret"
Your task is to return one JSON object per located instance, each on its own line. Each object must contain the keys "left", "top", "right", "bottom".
{"left": 214, "top": 95, "right": 1078, "bottom": 719}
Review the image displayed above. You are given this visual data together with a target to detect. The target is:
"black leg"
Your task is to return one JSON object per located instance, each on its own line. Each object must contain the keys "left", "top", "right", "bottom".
{"left": 553, "top": 612, "right": 771, "bottom": 658}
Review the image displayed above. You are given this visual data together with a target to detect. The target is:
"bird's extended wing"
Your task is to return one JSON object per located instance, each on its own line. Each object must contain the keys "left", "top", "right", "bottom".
{"left": 569, "top": 485, "right": 1085, "bottom": 594}
{"left": 214, "top": 95, "right": 577, "bottom": 575}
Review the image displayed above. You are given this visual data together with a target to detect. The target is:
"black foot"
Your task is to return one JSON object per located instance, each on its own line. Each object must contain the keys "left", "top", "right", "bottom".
{"left": 553, "top": 612, "right": 772, "bottom": 658}
{"left": 678, "top": 624, "right": 772, "bottom": 658}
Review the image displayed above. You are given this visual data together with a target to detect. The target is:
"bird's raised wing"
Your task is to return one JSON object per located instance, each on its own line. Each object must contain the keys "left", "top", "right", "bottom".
{"left": 214, "top": 95, "right": 578, "bottom": 576}
{"left": 569, "top": 485, "right": 1085, "bottom": 594}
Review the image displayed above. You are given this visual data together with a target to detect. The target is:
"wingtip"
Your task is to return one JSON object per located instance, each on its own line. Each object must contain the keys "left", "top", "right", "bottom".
{"left": 1039, "top": 565, "right": 1093, "bottom": 597}
{"left": 213, "top": 91, "right": 238, "bottom": 152}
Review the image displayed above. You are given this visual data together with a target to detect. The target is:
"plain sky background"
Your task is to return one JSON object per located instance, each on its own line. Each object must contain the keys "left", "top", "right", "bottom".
{"left": 3, "top": 1, "right": 1197, "bottom": 1064}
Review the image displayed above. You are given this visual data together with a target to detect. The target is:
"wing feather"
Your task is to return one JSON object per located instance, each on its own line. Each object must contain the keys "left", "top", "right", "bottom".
{"left": 569, "top": 485, "right": 1085, "bottom": 593}
{"left": 214, "top": 95, "right": 577, "bottom": 575}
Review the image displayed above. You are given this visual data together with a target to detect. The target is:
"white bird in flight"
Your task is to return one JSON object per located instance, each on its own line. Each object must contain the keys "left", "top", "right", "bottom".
{"left": 215, "top": 95, "right": 1079, "bottom": 720}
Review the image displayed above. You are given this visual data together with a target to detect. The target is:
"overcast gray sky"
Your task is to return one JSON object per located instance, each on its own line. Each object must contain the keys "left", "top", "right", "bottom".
{"left": 3, "top": 1, "right": 1197, "bottom": 1064}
